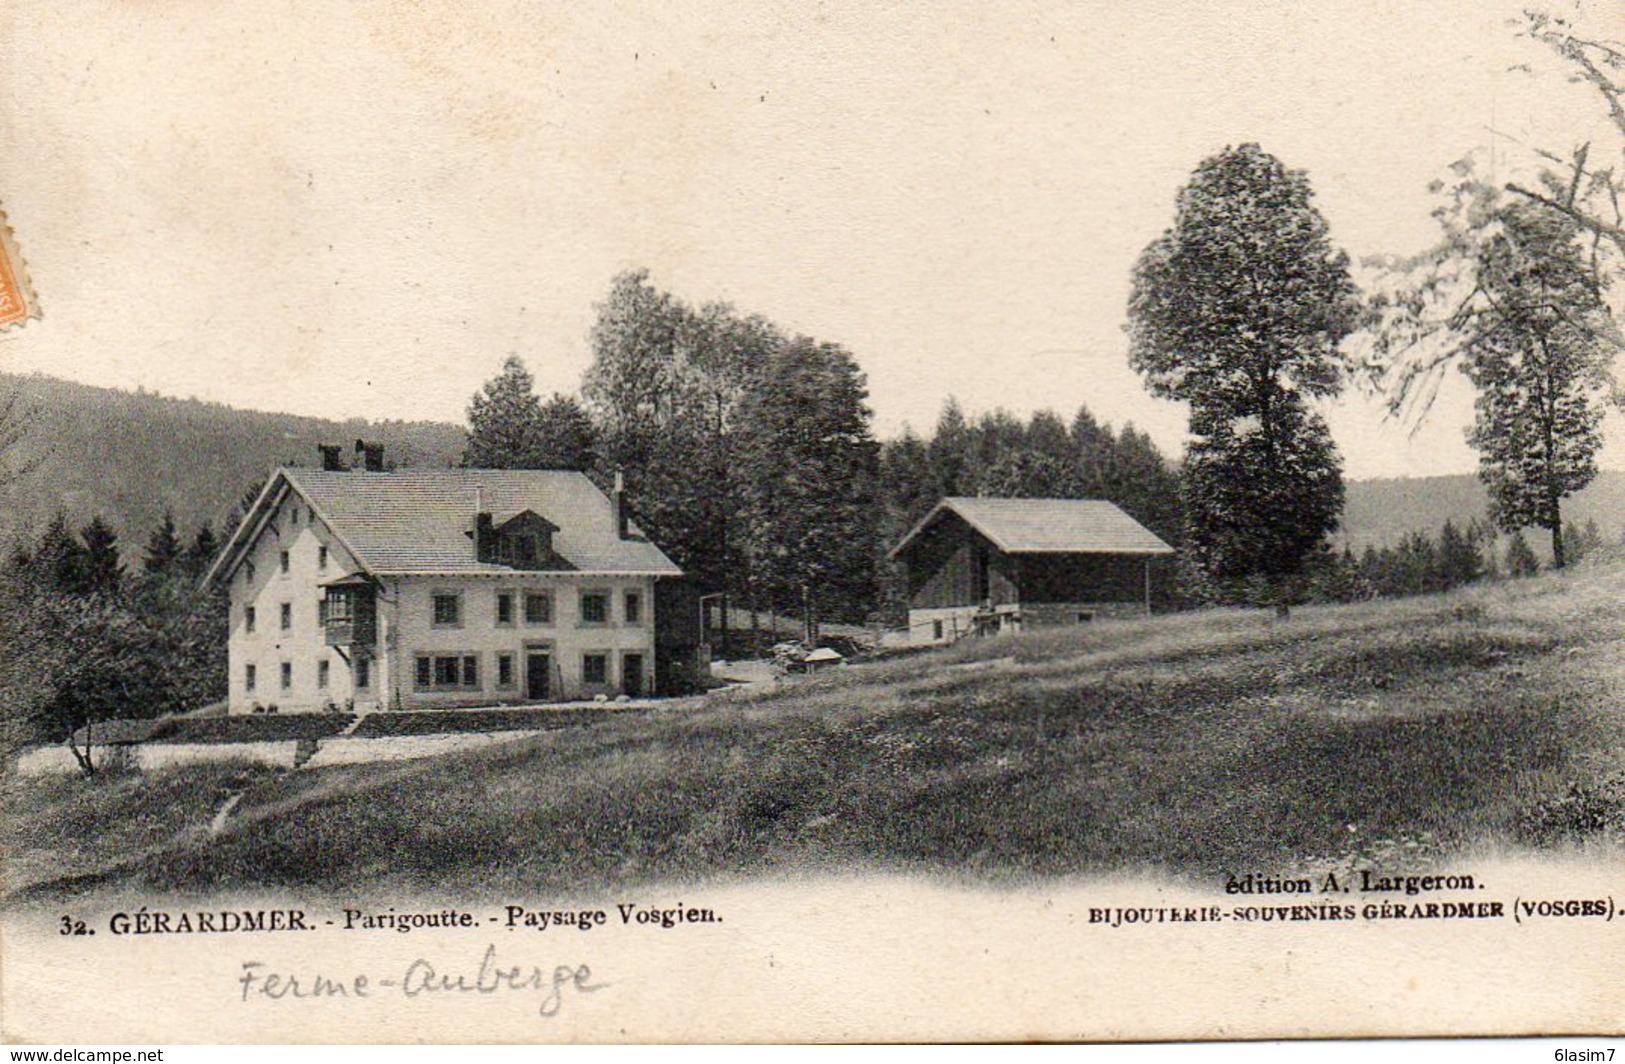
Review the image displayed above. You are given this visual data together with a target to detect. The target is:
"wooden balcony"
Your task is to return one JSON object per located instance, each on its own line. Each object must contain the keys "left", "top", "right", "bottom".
{"left": 324, "top": 618, "right": 377, "bottom": 648}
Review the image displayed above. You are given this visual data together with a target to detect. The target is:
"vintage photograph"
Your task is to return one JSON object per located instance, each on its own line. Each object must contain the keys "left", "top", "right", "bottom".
{"left": 2, "top": 0, "right": 1623, "bottom": 1045}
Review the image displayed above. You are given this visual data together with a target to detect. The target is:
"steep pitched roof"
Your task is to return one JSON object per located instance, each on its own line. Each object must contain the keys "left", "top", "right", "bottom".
{"left": 890, "top": 497, "right": 1175, "bottom": 559}
{"left": 206, "top": 469, "right": 681, "bottom": 583}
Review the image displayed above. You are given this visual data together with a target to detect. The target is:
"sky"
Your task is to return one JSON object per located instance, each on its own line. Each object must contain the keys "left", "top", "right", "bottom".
{"left": 0, "top": 0, "right": 1621, "bottom": 479}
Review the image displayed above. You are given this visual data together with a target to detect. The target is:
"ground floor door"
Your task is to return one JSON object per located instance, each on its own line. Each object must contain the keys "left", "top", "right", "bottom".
{"left": 622, "top": 652, "right": 645, "bottom": 697}
{"left": 526, "top": 651, "right": 551, "bottom": 701}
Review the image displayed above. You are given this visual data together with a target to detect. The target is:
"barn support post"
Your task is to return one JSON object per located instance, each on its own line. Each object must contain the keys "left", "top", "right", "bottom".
{"left": 1143, "top": 556, "right": 1151, "bottom": 616}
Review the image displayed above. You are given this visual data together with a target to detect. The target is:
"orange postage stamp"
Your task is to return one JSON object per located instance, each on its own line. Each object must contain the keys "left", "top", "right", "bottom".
{"left": 0, "top": 204, "right": 38, "bottom": 329}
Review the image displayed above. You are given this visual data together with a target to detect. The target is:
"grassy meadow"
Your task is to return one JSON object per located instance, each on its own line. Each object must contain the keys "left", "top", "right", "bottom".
{"left": 7, "top": 559, "right": 1625, "bottom": 906}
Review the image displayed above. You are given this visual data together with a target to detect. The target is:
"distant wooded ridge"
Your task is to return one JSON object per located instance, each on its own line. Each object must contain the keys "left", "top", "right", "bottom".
{"left": 5, "top": 370, "right": 1622, "bottom": 562}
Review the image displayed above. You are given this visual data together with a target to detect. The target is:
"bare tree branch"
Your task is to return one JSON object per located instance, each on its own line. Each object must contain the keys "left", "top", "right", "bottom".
{"left": 1506, "top": 181, "right": 1625, "bottom": 255}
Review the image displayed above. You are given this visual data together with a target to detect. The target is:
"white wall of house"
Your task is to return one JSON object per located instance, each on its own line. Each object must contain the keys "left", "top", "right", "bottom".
{"left": 383, "top": 573, "right": 657, "bottom": 709}
{"left": 226, "top": 489, "right": 364, "bottom": 714}
{"left": 906, "top": 600, "right": 1146, "bottom": 646}
{"left": 226, "top": 485, "right": 661, "bottom": 713}
{"left": 905, "top": 605, "right": 986, "bottom": 646}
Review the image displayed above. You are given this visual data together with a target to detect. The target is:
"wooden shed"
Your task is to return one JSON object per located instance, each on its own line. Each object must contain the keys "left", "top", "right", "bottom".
{"left": 889, "top": 497, "right": 1175, "bottom": 645}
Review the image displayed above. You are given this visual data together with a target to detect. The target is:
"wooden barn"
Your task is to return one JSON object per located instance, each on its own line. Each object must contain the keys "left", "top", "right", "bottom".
{"left": 889, "top": 497, "right": 1175, "bottom": 645}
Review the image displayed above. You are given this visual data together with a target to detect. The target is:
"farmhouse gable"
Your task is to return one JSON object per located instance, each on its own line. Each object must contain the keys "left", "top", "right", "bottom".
{"left": 205, "top": 460, "right": 686, "bottom": 714}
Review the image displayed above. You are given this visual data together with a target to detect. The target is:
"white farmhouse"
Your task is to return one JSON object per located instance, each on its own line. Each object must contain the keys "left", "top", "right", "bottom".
{"left": 203, "top": 451, "right": 685, "bottom": 713}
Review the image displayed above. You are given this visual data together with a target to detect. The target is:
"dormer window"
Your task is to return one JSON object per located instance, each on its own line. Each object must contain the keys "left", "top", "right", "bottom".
{"left": 475, "top": 509, "right": 570, "bottom": 571}
{"left": 508, "top": 533, "right": 540, "bottom": 567}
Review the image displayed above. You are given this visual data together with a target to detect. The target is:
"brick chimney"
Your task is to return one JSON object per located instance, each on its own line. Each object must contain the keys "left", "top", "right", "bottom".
{"left": 472, "top": 485, "right": 494, "bottom": 562}
{"left": 354, "top": 439, "right": 384, "bottom": 472}
{"left": 318, "top": 444, "right": 346, "bottom": 471}
{"left": 613, "top": 470, "right": 629, "bottom": 539}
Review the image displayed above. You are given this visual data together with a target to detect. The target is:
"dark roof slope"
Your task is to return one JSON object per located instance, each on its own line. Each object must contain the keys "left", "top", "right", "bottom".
{"left": 891, "top": 497, "right": 1175, "bottom": 558}
{"left": 210, "top": 469, "right": 681, "bottom": 582}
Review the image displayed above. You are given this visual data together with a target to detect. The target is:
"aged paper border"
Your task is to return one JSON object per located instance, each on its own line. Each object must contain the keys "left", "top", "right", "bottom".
{"left": 3, "top": 0, "right": 1624, "bottom": 1046}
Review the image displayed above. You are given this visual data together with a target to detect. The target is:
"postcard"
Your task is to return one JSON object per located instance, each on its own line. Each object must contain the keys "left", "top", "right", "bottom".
{"left": 2, "top": 0, "right": 1623, "bottom": 1046}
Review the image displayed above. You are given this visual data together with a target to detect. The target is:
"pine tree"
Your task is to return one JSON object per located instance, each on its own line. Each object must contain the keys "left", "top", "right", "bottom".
{"left": 927, "top": 398, "right": 973, "bottom": 498}
{"left": 464, "top": 355, "right": 547, "bottom": 469}
{"left": 1436, "top": 519, "right": 1483, "bottom": 589}
{"left": 1468, "top": 518, "right": 1502, "bottom": 581}
{"left": 974, "top": 449, "right": 1081, "bottom": 498}
{"left": 1127, "top": 144, "right": 1361, "bottom": 612}
{"left": 1505, "top": 528, "right": 1541, "bottom": 577}
{"left": 1069, "top": 406, "right": 1113, "bottom": 497}
{"left": 32, "top": 512, "right": 87, "bottom": 594}
{"left": 183, "top": 522, "right": 219, "bottom": 580}
{"left": 534, "top": 393, "right": 597, "bottom": 471}
{"left": 143, "top": 509, "right": 183, "bottom": 576}
{"left": 78, "top": 516, "right": 123, "bottom": 596}
{"left": 1567, "top": 517, "right": 1603, "bottom": 565}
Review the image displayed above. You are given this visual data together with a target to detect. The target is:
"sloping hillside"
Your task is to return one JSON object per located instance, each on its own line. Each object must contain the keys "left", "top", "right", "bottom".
{"left": 1340, "top": 471, "right": 1625, "bottom": 552}
{"left": 0, "top": 372, "right": 466, "bottom": 557}
{"left": 7, "top": 558, "right": 1622, "bottom": 905}
{"left": 5, "top": 369, "right": 1622, "bottom": 562}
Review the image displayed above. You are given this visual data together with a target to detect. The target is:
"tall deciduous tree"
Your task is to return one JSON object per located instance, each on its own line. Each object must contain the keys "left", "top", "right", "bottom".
{"left": 582, "top": 272, "right": 780, "bottom": 604}
{"left": 1367, "top": 179, "right": 1620, "bottom": 567}
{"left": 1510, "top": 11, "right": 1625, "bottom": 258}
{"left": 1127, "top": 143, "right": 1361, "bottom": 609}
{"left": 1464, "top": 198, "right": 1617, "bottom": 567}
{"left": 735, "top": 338, "right": 880, "bottom": 638}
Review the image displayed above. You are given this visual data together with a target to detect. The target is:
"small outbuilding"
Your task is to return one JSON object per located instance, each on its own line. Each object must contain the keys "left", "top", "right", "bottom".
{"left": 889, "top": 497, "right": 1175, "bottom": 645}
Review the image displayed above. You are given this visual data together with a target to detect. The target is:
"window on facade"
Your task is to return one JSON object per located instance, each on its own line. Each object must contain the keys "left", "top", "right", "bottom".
{"left": 245, "top": 606, "right": 256, "bottom": 633}
{"left": 280, "top": 550, "right": 290, "bottom": 575}
{"left": 245, "top": 663, "right": 256, "bottom": 692}
{"left": 432, "top": 593, "right": 461, "bottom": 627}
{"left": 524, "top": 591, "right": 553, "bottom": 625}
{"left": 318, "top": 545, "right": 328, "bottom": 571}
{"left": 497, "top": 653, "right": 515, "bottom": 688}
{"left": 933, "top": 619, "right": 944, "bottom": 641}
{"left": 496, "top": 591, "right": 515, "bottom": 626}
{"left": 415, "top": 654, "right": 480, "bottom": 690}
{"left": 280, "top": 602, "right": 292, "bottom": 631}
{"left": 356, "top": 657, "right": 371, "bottom": 689}
{"left": 245, "top": 560, "right": 256, "bottom": 583}
{"left": 280, "top": 662, "right": 292, "bottom": 690}
{"left": 318, "top": 659, "right": 330, "bottom": 689}
{"left": 291, "top": 506, "right": 301, "bottom": 526}
{"left": 580, "top": 591, "right": 609, "bottom": 625}
{"left": 325, "top": 590, "right": 352, "bottom": 625}
{"left": 582, "top": 653, "right": 608, "bottom": 685}
{"left": 624, "top": 591, "right": 642, "bottom": 625}
{"left": 318, "top": 599, "right": 329, "bottom": 626}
